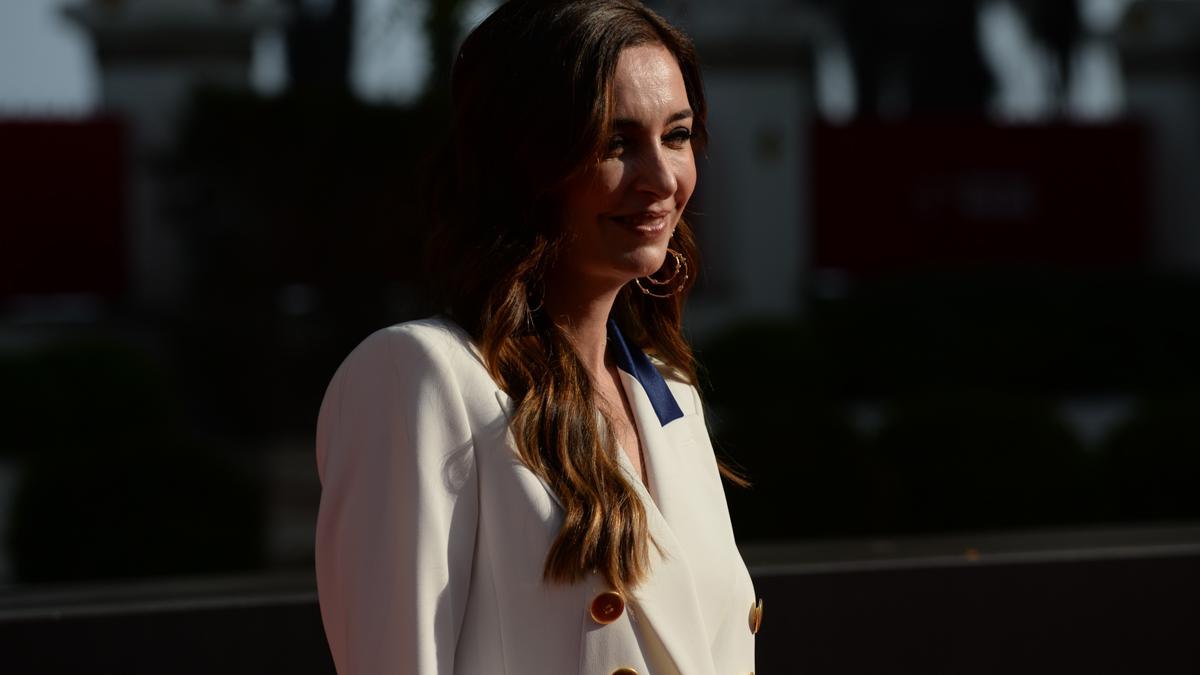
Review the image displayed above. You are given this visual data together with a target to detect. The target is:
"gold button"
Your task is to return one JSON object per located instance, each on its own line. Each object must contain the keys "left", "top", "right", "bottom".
{"left": 590, "top": 590, "right": 625, "bottom": 625}
{"left": 611, "top": 669, "right": 638, "bottom": 675}
{"left": 748, "top": 598, "right": 763, "bottom": 634}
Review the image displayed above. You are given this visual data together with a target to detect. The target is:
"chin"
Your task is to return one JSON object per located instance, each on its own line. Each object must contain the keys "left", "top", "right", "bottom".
{"left": 625, "top": 245, "right": 672, "bottom": 280}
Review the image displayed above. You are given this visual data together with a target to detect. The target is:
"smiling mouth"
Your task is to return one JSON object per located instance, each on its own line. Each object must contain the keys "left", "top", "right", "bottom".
{"left": 609, "top": 211, "right": 672, "bottom": 230}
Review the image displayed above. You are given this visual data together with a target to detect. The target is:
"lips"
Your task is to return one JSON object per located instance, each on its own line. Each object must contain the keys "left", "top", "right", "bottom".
{"left": 609, "top": 210, "right": 673, "bottom": 233}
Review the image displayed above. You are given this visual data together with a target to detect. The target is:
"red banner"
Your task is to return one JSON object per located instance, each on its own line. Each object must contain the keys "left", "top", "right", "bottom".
{"left": 0, "top": 117, "right": 126, "bottom": 297}
{"left": 812, "top": 121, "right": 1148, "bottom": 276}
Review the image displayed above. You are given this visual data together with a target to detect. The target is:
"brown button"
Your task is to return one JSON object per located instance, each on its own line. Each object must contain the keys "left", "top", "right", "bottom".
{"left": 611, "top": 669, "right": 639, "bottom": 675}
{"left": 590, "top": 590, "right": 625, "bottom": 624}
{"left": 748, "top": 598, "right": 763, "bottom": 634}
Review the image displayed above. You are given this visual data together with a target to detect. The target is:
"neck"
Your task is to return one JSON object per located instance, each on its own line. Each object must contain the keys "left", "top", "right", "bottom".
{"left": 543, "top": 277, "right": 624, "bottom": 378}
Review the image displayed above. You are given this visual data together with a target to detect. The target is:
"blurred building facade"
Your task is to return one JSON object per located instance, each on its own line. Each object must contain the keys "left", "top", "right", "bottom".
{"left": 11, "top": 0, "right": 1200, "bottom": 329}
{"left": 657, "top": 0, "right": 1200, "bottom": 337}
{"left": 64, "top": 0, "right": 287, "bottom": 309}
{"left": 1117, "top": 0, "right": 1200, "bottom": 271}
{"left": 660, "top": 0, "right": 832, "bottom": 335}
{"left": 3, "top": 0, "right": 1200, "bottom": 589}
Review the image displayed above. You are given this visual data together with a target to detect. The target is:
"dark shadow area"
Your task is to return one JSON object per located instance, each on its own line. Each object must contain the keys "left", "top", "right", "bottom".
{"left": 3, "top": 1, "right": 1199, "bottom": 630}
{"left": 3, "top": 543, "right": 1197, "bottom": 675}
{"left": 707, "top": 270, "right": 1200, "bottom": 540}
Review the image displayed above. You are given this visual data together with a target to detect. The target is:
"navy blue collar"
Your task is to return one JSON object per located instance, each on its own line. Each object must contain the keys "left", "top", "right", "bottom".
{"left": 607, "top": 318, "right": 684, "bottom": 426}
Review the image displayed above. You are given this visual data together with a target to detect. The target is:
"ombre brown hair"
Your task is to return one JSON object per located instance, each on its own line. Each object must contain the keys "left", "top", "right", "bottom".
{"left": 425, "top": 0, "right": 720, "bottom": 594}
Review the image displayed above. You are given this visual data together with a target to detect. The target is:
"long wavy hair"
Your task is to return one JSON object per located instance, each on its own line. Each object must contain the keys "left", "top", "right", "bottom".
{"left": 425, "top": 0, "right": 722, "bottom": 595}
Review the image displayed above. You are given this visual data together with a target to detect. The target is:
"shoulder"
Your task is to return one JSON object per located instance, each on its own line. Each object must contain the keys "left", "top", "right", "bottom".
{"left": 315, "top": 317, "right": 484, "bottom": 489}
{"left": 319, "top": 317, "right": 488, "bottom": 436}
{"left": 340, "top": 316, "right": 484, "bottom": 381}
{"left": 328, "top": 316, "right": 504, "bottom": 429}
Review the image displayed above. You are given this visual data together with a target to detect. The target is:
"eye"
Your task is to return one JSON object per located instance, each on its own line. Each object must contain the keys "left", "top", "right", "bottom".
{"left": 664, "top": 127, "right": 693, "bottom": 148}
{"left": 605, "top": 134, "right": 627, "bottom": 158}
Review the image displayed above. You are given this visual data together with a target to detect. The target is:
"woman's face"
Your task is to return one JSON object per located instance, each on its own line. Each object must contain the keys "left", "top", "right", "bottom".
{"left": 557, "top": 43, "right": 697, "bottom": 289}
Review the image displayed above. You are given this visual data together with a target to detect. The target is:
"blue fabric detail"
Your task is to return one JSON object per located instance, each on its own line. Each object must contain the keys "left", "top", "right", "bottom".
{"left": 607, "top": 319, "right": 684, "bottom": 426}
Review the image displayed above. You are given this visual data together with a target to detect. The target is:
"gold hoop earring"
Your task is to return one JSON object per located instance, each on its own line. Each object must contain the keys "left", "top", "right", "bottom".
{"left": 634, "top": 249, "right": 689, "bottom": 298}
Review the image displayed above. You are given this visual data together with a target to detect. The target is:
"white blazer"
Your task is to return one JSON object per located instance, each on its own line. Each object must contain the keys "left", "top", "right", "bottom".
{"left": 315, "top": 317, "right": 758, "bottom": 675}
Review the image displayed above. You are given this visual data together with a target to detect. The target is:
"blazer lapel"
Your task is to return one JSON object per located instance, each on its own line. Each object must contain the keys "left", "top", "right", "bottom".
{"left": 611, "top": 370, "right": 713, "bottom": 675}
{"left": 609, "top": 321, "right": 718, "bottom": 675}
{"left": 496, "top": 321, "right": 722, "bottom": 675}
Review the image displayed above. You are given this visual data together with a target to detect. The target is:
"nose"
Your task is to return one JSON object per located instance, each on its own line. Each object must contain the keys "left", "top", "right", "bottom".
{"left": 633, "top": 145, "right": 678, "bottom": 199}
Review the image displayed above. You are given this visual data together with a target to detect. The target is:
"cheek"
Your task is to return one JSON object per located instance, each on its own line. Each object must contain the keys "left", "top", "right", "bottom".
{"left": 571, "top": 166, "right": 626, "bottom": 220}
{"left": 593, "top": 164, "right": 627, "bottom": 207}
{"left": 675, "top": 154, "right": 698, "bottom": 206}
{"left": 563, "top": 173, "right": 611, "bottom": 224}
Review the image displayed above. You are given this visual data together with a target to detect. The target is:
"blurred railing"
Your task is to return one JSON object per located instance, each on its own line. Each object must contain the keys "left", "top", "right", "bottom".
{"left": 744, "top": 524, "right": 1200, "bottom": 674}
{"left": 2, "top": 525, "right": 1197, "bottom": 675}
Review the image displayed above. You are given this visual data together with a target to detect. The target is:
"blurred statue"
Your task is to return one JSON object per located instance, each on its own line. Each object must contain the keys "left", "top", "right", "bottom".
{"left": 282, "top": 0, "right": 468, "bottom": 103}
{"left": 284, "top": 0, "right": 356, "bottom": 93}
{"left": 823, "top": 0, "right": 997, "bottom": 118}
{"left": 1013, "top": 0, "right": 1083, "bottom": 113}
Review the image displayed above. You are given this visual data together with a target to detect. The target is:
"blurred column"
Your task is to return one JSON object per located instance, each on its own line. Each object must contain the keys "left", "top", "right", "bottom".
{"left": 64, "top": 0, "right": 287, "bottom": 310}
{"left": 1116, "top": 0, "right": 1200, "bottom": 272}
{"left": 662, "top": 0, "right": 830, "bottom": 338}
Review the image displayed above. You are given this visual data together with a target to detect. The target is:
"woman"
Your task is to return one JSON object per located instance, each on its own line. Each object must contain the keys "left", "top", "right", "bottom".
{"left": 314, "top": 1, "right": 760, "bottom": 673}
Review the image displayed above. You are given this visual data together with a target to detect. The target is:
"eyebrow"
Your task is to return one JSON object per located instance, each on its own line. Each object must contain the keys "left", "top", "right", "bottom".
{"left": 612, "top": 108, "right": 694, "bottom": 129}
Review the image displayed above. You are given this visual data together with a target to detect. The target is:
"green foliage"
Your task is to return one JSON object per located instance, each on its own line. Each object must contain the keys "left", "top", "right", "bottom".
{"left": 700, "top": 320, "right": 888, "bottom": 538}
{"left": 1100, "top": 398, "right": 1200, "bottom": 521}
{"left": 809, "top": 268, "right": 1200, "bottom": 396}
{"left": 2, "top": 339, "right": 263, "bottom": 582}
{"left": 873, "top": 393, "right": 1093, "bottom": 532}
{"left": 701, "top": 269, "right": 1200, "bottom": 539}
{"left": 716, "top": 398, "right": 885, "bottom": 540}
{"left": 167, "top": 87, "right": 441, "bottom": 436}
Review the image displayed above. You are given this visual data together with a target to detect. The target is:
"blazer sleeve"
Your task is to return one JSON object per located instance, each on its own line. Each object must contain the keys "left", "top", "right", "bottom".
{"left": 315, "top": 327, "right": 480, "bottom": 674}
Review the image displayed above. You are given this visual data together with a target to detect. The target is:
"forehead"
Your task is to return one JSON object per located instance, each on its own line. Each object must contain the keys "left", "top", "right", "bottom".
{"left": 611, "top": 43, "right": 687, "bottom": 117}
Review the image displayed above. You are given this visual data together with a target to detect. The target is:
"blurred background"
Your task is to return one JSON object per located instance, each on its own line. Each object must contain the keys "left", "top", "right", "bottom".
{"left": 1, "top": 0, "right": 1198, "bottom": 672}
